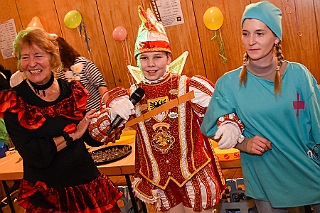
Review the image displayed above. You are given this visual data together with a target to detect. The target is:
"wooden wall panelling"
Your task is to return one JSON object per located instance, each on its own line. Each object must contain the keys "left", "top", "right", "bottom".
{"left": 251, "top": 0, "right": 320, "bottom": 82}
{"left": 162, "top": 0, "right": 206, "bottom": 78}
{"left": 1, "top": 0, "right": 319, "bottom": 85}
{"left": 96, "top": 0, "right": 144, "bottom": 88}
{"left": 311, "top": 0, "right": 320, "bottom": 81}
{"left": 16, "top": 0, "right": 62, "bottom": 37}
{"left": 193, "top": 0, "right": 250, "bottom": 84}
{"left": 54, "top": 0, "right": 116, "bottom": 88}
{"left": 312, "top": 0, "right": 320, "bottom": 81}
{"left": 0, "top": 0, "right": 23, "bottom": 73}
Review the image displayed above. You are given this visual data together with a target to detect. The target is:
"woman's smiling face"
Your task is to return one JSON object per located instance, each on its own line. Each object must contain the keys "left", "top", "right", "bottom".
{"left": 20, "top": 43, "right": 52, "bottom": 85}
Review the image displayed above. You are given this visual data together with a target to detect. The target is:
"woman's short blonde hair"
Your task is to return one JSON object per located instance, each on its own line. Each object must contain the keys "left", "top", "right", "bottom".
{"left": 13, "top": 27, "right": 61, "bottom": 72}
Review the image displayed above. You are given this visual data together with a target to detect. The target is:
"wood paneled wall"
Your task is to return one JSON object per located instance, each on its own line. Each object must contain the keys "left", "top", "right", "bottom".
{"left": 1, "top": 0, "right": 319, "bottom": 88}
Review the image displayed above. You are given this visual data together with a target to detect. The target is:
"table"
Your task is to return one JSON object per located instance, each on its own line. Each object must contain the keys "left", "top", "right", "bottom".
{"left": 0, "top": 140, "right": 243, "bottom": 213}
{"left": 0, "top": 141, "right": 142, "bottom": 213}
{"left": 0, "top": 150, "right": 22, "bottom": 213}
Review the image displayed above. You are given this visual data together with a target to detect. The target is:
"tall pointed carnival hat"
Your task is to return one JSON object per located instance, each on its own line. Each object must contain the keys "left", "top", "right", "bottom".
{"left": 134, "top": 5, "right": 171, "bottom": 57}
{"left": 129, "top": 6, "right": 188, "bottom": 83}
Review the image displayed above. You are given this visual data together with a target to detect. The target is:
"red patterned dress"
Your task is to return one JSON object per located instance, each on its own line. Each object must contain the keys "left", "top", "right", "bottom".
{"left": 0, "top": 79, "right": 122, "bottom": 213}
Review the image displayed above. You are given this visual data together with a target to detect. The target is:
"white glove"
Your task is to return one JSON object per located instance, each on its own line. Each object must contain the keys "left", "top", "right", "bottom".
{"left": 109, "top": 97, "right": 135, "bottom": 121}
{"left": 214, "top": 123, "right": 243, "bottom": 149}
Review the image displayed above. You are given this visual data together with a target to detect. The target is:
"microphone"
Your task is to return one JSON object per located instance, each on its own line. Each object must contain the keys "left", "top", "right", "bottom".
{"left": 107, "top": 87, "right": 145, "bottom": 134}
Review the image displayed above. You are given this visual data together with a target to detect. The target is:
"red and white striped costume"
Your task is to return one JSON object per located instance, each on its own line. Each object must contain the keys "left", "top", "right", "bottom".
{"left": 104, "top": 73, "right": 225, "bottom": 211}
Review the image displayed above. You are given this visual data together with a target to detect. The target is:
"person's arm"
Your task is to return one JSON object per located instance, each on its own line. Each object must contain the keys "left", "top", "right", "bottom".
{"left": 188, "top": 75, "right": 215, "bottom": 119}
{"left": 88, "top": 87, "right": 133, "bottom": 143}
{"left": 83, "top": 59, "right": 107, "bottom": 90}
{"left": 98, "top": 86, "right": 109, "bottom": 104}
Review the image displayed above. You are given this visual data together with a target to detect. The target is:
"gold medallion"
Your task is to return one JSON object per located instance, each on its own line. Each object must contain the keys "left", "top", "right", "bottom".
{"left": 151, "top": 123, "right": 175, "bottom": 154}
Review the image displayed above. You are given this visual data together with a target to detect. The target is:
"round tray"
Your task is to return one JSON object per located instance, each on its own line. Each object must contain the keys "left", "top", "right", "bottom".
{"left": 91, "top": 144, "right": 132, "bottom": 165}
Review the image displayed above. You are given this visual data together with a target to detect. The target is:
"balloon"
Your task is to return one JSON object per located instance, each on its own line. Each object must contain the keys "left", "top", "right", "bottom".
{"left": 203, "top": 7, "right": 224, "bottom": 30}
{"left": 112, "top": 26, "right": 127, "bottom": 41}
{"left": 64, "top": 10, "right": 82, "bottom": 29}
{"left": 27, "top": 16, "right": 44, "bottom": 29}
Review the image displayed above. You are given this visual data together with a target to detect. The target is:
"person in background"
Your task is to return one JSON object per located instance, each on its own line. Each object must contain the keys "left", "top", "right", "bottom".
{"left": 201, "top": 1, "right": 320, "bottom": 212}
{"left": 0, "top": 65, "right": 10, "bottom": 90}
{"left": 89, "top": 6, "right": 244, "bottom": 213}
{"left": 0, "top": 65, "right": 21, "bottom": 193}
{"left": 55, "top": 36, "right": 108, "bottom": 110}
{"left": 0, "top": 27, "right": 122, "bottom": 213}
{"left": 0, "top": 65, "right": 10, "bottom": 155}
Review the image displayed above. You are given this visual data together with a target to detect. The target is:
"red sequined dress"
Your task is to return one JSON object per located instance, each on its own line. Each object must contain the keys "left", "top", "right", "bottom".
{"left": 0, "top": 79, "right": 122, "bottom": 213}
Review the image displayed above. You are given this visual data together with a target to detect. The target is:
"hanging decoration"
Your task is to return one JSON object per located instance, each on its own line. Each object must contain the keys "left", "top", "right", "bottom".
{"left": 27, "top": 16, "right": 44, "bottom": 29}
{"left": 284, "top": 0, "right": 302, "bottom": 36}
{"left": 78, "top": 21, "right": 91, "bottom": 52}
{"left": 112, "top": 26, "right": 134, "bottom": 85}
{"left": 64, "top": 10, "right": 82, "bottom": 29}
{"left": 112, "top": 26, "right": 127, "bottom": 41}
{"left": 64, "top": 10, "right": 91, "bottom": 53}
{"left": 203, "top": 7, "right": 223, "bottom": 31}
{"left": 112, "top": 26, "right": 130, "bottom": 66}
{"left": 211, "top": 30, "right": 228, "bottom": 64}
{"left": 203, "top": 7, "right": 227, "bottom": 64}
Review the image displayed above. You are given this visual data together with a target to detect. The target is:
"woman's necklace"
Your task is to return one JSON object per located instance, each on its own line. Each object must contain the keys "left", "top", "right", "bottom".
{"left": 28, "top": 72, "right": 54, "bottom": 96}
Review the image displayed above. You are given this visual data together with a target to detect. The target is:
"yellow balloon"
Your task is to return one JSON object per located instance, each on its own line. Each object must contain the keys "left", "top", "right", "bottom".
{"left": 203, "top": 7, "right": 224, "bottom": 30}
{"left": 64, "top": 10, "right": 82, "bottom": 29}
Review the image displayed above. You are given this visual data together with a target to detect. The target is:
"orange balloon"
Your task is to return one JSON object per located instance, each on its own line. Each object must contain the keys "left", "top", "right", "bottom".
{"left": 203, "top": 7, "right": 223, "bottom": 30}
{"left": 27, "top": 16, "right": 44, "bottom": 29}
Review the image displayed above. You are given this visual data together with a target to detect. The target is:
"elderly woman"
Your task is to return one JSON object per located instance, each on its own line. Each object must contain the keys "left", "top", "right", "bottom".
{"left": 0, "top": 28, "right": 122, "bottom": 213}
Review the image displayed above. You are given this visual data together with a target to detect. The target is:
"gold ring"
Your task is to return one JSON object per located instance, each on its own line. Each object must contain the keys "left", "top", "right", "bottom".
{"left": 85, "top": 117, "right": 88, "bottom": 121}
{"left": 260, "top": 147, "right": 263, "bottom": 152}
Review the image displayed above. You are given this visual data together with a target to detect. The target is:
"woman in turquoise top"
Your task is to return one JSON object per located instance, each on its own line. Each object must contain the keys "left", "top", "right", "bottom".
{"left": 201, "top": 1, "right": 320, "bottom": 212}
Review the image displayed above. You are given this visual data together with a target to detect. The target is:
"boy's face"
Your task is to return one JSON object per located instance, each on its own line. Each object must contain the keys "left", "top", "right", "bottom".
{"left": 138, "top": 51, "right": 171, "bottom": 81}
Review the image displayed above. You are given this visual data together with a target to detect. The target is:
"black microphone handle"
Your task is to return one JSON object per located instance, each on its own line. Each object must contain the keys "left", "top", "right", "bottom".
{"left": 107, "top": 116, "right": 124, "bottom": 134}
{"left": 106, "top": 87, "right": 145, "bottom": 134}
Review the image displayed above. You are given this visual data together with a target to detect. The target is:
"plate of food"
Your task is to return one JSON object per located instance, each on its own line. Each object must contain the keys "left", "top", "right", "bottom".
{"left": 90, "top": 144, "right": 132, "bottom": 165}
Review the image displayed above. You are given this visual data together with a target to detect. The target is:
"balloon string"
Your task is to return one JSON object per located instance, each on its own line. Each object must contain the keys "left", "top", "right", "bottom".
{"left": 121, "top": 40, "right": 130, "bottom": 66}
{"left": 211, "top": 30, "right": 228, "bottom": 64}
{"left": 125, "top": 38, "right": 133, "bottom": 65}
{"left": 121, "top": 40, "right": 135, "bottom": 85}
{"left": 79, "top": 21, "right": 91, "bottom": 53}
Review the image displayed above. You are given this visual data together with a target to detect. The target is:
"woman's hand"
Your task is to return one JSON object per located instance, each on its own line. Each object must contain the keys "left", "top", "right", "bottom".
{"left": 245, "top": 136, "right": 272, "bottom": 155}
{"left": 70, "top": 109, "right": 96, "bottom": 140}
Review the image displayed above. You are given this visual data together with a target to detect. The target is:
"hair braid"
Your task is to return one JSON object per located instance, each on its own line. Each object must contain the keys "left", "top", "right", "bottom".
{"left": 239, "top": 52, "right": 249, "bottom": 87}
{"left": 274, "top": 42, "right": 284, "bottom": 95}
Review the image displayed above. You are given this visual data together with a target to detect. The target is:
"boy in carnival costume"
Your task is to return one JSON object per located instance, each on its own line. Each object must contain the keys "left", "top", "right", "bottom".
{"left": 89, "top": 6, "right": 244, "bottom": 213}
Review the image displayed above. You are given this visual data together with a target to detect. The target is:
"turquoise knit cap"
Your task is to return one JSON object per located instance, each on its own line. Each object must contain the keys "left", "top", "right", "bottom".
{"left": 241, "top": 1, "right": 282, "bottom": 40}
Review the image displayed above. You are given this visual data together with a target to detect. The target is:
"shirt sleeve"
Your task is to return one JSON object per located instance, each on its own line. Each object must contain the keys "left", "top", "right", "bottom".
{"left": 304, "top": 69, "right": 320, "bottom": 144}
{"left": 83, "top": 59, "right": 107, "bottom": 88}
{"left": 188, "top": 75, "right": 215, "bottom": 118}
{"left": 201, "top": 76, "right": 237, "bottom": 138}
